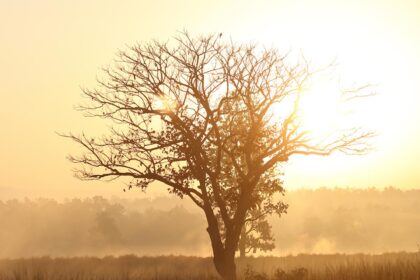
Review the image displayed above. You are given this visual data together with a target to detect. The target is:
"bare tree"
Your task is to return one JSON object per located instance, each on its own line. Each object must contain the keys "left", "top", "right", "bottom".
{"left": 63, "top": 32, "right": 373, "bottom": 280}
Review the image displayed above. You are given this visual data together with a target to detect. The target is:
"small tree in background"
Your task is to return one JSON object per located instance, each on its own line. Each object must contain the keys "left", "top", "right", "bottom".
{"left": 63, "top": 32, "right": 373, "bottom": 280}
{"left": 238, "top": 210, "right": 276, "bottom": 258}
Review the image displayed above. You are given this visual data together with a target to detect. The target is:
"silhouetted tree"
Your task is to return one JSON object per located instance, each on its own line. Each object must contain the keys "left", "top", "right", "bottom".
{"left": 63, "top": 32, "right": 373, "bottom": 280}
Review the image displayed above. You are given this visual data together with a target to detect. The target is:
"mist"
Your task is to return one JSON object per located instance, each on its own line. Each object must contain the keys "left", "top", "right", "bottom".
{"left": 1, "top": 187, "right": 419, "bottom": 258}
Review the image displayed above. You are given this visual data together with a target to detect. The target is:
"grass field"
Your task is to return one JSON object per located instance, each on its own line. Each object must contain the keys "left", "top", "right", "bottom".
{"left": 0, "top": 252, "right": 419, "bottom": 280}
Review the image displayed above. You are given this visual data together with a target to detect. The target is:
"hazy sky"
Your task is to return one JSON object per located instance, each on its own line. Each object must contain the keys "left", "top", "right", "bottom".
{"left": 1, "top": 0, "right": 419, "bottom": 198}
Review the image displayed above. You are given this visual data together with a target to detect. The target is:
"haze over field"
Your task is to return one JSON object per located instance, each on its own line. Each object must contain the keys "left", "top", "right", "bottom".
{"left": 1, "top": 188, "right": 419, "bottom": 258}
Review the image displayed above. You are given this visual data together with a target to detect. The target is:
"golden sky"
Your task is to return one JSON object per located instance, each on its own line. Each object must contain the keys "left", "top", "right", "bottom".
{"left": 1, "top": 0, "right": 419, "bottom": 198}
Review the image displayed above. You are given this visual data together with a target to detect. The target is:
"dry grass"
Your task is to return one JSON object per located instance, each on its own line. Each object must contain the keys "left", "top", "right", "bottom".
{"left": 0, "top": 252, "right": 419, "bottom": 280}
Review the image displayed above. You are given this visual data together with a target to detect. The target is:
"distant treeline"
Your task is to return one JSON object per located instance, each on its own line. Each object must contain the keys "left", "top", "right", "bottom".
{"left": 275, "top": 187, "right": 420, "bottom": 254}
{"left": 0, "top": 187, "right": 419, "bottom": 257}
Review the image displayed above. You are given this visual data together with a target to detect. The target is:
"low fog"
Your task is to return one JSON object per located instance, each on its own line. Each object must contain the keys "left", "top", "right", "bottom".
{"left": 1, "top": 188, "right": 419, "bottom": 258}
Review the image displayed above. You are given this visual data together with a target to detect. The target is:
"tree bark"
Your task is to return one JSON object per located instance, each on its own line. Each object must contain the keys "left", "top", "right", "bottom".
{"left": 212, "top": 249, "right": 237, "bottom": 280}
{"left": 204, "top": 183, "right": 252, "bottom": 280}
{"left": 206, "top": 225, "right": 238, "bottom": 280}
{"left": 204, "top": 206, "right": 238, "bottom": 280}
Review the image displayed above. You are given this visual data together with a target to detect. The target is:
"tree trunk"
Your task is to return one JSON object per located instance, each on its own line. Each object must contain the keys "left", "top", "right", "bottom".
{"left": 203, "top": 183, "right": 252, "bottom": 280}
{"left": 203, "top": 206, "right": 237, "bottom": 280}
{"left": 212, "top": 250, "right": 237, "bottom": 280}
{"left": 206, "top": 223, "right": 237, "bottom": 280}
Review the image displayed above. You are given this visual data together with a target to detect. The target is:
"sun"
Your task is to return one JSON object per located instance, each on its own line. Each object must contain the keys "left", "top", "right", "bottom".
{"left": 297, "top": 80, "right": 344, "bottom": 138}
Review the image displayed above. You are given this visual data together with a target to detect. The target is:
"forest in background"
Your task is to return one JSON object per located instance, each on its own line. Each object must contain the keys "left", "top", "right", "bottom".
{"left": 1, "top": 187, "right": 419, "bottom": 258}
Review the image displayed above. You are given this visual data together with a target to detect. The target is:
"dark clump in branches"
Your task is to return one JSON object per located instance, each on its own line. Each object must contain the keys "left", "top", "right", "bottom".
{"left": 63, "top": 32, "right": 373, "bottom": 280}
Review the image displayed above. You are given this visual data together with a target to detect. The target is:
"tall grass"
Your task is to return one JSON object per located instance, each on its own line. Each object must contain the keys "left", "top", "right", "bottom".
{"left": 0, "top": 252, "right": 419, "bottom": 280}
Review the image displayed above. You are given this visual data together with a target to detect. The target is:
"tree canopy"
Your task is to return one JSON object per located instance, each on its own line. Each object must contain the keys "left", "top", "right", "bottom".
{"left": 64, "top": 32, "right": 373, "bottom": 280}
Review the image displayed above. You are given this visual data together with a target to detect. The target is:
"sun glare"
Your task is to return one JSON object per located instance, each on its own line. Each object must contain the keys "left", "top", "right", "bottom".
{"left": 152, "top": 96, "right": 177, "bottom": 112}
{"left": 297, "top": 81, "right": 343, "bottom": 137}
{"left": 153, "top": 98, "right": 167, "bottom": 111}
